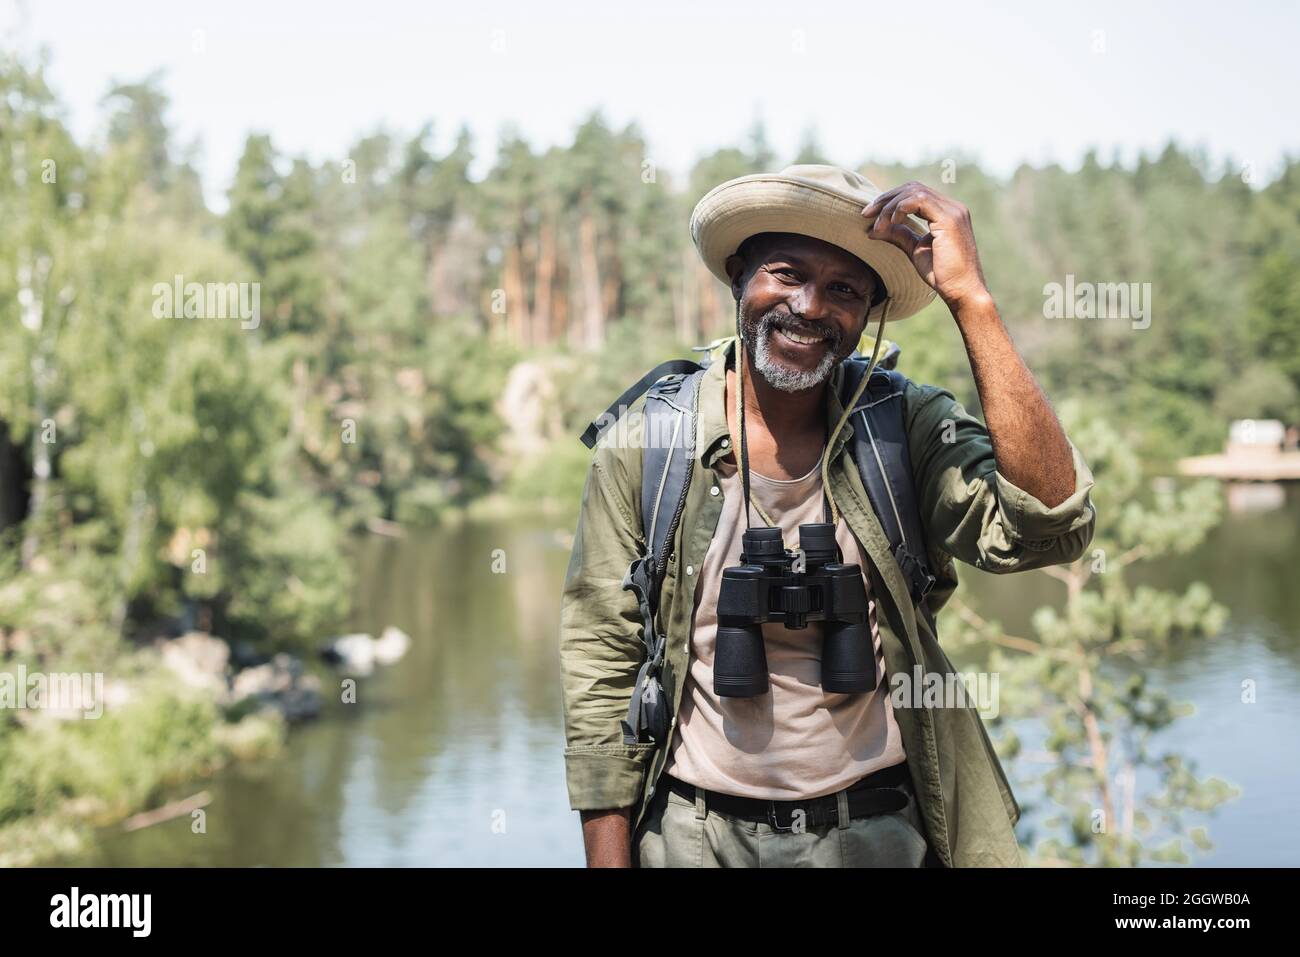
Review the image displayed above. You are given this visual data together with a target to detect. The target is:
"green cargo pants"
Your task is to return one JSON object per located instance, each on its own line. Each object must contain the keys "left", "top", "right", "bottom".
{"left": 634, "top": 776, "right": 930, "bottom": 868}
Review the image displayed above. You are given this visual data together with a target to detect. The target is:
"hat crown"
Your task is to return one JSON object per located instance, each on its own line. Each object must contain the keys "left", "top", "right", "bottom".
{"left": 777, "top": 164, "right": 881, "bottom": 203}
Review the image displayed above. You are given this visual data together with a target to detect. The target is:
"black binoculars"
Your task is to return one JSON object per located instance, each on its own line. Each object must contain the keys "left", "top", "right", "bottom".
{"left": 714, "top": 523, "right": 876, "bottom": 698}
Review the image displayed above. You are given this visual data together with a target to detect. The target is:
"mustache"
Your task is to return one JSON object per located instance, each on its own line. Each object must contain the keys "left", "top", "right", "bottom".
{"left": 751, "top": 309, "right": 844, "bottom": 351}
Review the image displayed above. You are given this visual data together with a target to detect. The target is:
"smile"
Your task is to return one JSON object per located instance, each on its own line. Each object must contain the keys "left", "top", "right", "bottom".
{"left": 771, "top": 320, "right": 830, "bottom": 347}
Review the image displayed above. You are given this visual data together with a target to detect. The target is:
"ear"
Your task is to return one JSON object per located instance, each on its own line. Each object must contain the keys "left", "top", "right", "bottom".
{"left": 724, "top": 253, "right": 747, "bottom": 301}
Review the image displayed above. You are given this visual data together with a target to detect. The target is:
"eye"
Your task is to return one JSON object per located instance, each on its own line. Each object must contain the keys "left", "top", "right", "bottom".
{"left": 831, "top": 283, "right": 862, "bottom": 298}
{"left": 771, "top": 267, "right": 801, "bottom": 282}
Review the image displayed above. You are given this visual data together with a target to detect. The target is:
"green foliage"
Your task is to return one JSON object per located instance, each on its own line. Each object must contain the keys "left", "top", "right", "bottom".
{"left": 946, "top": 402, "right": 1237, "bottom": 866}
{"left": 504, "top": 439, "right": 594, "bottom": 515}
{"left": 219, "top": 489, "right": 351, "bottom": 647}
{"left": 1213, "top": 364, "right": 1299, "bottom": 424}
{"left": 0, "top": 538, "right": 121, "bottom": 672}
{"left": 225, "top": 134, "right": 322, "bottom": 333}
{"left": 0, "top": 59, "right": 345, "bottom": 860}
{"left": 0, "top": 668, "right": 284, "bottom": 865}
{"left": 0, "top": 682, "right": 221, "bottom": 825}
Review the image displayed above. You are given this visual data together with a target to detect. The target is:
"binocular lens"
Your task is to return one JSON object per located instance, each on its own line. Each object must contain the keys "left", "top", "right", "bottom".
{"left": 798, "top": 522, "right": 838, "bottom": 562}
{"left": 740, "top": 526, "right": 785, "bottom": 562}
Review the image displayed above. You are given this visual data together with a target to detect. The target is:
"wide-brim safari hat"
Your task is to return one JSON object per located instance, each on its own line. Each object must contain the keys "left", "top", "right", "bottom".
{"left": 690, "top": 164, "right": 937, "bottom": 322}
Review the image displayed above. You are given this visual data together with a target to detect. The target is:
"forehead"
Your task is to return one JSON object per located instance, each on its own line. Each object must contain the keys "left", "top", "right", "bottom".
{"left": 745, "top": 232, "right": 873, "bottom": 284}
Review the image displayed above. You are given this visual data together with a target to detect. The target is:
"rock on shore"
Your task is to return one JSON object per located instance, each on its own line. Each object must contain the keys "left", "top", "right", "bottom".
{"left": 159, "top": 631, "right": 322, "bottom": 722}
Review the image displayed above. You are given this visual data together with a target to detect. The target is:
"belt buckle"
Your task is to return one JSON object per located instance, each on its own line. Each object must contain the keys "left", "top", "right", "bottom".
{"left": 766, "top": 801, "right": 795, "bottom": 833}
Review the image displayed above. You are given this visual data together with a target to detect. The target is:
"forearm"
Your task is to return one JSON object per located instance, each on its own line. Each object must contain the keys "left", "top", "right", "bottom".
{"left": 580, "top": 807, "right": 633, "bottom": 867}
{"left": 951, "top": 294, "right": 1075, "bottom": 507}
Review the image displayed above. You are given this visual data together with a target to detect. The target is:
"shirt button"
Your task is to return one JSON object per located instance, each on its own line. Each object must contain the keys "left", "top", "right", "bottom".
{"left": 721, "top": 437, "right": 730, "bottom": 447}
{"left": 710, "top": 486, "right": 719, "bottom": 496}
{"left": 686, "top": 565, "right": 695, "bottom": 576}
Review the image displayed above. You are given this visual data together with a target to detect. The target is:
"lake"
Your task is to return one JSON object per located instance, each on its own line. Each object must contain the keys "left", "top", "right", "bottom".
{"left": 71, "top": 485, "right": 1300, "bottom": 866}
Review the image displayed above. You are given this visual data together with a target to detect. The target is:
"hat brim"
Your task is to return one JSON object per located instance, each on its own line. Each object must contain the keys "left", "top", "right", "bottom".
{"left": 690, "top": 174, "right": 937, "bottom": 322}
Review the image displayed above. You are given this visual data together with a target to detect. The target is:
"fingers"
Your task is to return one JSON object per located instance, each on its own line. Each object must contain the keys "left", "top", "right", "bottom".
{"left": 863, "top": 187, "right": 923, "bottom": 254}
{"left": 861, "top": 181, "right": 970, "bottom": 254}
{"left": 867, "top": 212, "right": 921, "bottom": 256}
{"left": 876, "top": 222, "right": 920, "bottom": 257}
{"left": 861, "top": 183, "right": 907, "bottom": 217}
{"left": 861, "top": 183, "right": 915, "bottom": 225}
{"left": 879, "top": 192, "right": 923, "bottom": 234}
{"left": 862, "top": 181, "right": 953, "bottom": 226}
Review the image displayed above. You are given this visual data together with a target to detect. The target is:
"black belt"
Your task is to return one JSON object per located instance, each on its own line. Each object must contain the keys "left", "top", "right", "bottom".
{"left": 660, "top": 762, "right": 912, "bottom": 831}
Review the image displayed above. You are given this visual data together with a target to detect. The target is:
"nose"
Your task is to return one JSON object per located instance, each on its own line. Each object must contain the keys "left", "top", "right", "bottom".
{"left": 788, "top": 281, "right": 832, "bottom": 323}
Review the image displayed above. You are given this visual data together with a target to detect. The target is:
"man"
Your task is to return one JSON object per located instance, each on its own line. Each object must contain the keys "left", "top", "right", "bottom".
{"left": 559, "top": 164, "right": 1097, "bottom": 867}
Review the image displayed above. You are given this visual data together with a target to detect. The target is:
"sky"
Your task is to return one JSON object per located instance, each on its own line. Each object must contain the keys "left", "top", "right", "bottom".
{"left": 7, "top": 0, "right": 1298, "bottom": 208}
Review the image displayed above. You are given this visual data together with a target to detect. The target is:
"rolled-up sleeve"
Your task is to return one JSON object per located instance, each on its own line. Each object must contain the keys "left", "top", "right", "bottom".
{"left": 905, "top": 382, "right": 1097, "bottom": 573}
{"left": 559, "top": 445, "right": 655, "bottom": 810}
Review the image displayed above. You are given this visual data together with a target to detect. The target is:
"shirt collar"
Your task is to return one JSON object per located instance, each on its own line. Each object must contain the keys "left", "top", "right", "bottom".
{"left": 695, "top": 336, "right": 855, "bottom": 469}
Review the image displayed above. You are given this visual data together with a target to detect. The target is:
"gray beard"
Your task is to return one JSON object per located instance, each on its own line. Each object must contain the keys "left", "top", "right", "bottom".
{"left": 744, "top": 309, "right": 843, "bottom": 393}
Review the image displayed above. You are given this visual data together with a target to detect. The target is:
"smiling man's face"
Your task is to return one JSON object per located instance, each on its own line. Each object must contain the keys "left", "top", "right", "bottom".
{"left": 725, "top": 232, "right": 880, "bottom": 393}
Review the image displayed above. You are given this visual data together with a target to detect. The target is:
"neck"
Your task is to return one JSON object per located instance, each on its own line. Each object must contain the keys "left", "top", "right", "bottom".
{"left": 732, "top": 337, "right": 827, "bottom": 441}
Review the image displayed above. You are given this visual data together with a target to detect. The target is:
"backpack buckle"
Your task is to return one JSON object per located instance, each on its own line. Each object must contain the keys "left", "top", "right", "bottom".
{"left": 894, "top": 545, "right": 935, "bottom": 603}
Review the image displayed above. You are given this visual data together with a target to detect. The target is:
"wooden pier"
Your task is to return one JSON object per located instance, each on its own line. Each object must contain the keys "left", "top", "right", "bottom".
{"left": 1178, "top": 419, "right": 1300, "bottom": 481}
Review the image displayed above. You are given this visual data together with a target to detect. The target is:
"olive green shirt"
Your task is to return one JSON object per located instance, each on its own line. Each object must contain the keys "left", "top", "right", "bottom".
{"left": 559, "top": 337, "right": 1097, "bottom": 866}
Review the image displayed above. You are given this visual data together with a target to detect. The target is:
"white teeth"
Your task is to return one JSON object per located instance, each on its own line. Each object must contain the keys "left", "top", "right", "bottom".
{"left": 778, "top": 327, "right": 825, "bottom": 345}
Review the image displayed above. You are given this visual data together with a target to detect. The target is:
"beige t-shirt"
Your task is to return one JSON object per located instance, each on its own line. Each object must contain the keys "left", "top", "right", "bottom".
{"left": 664, "top": 448, "right": 907, "bottom": 800}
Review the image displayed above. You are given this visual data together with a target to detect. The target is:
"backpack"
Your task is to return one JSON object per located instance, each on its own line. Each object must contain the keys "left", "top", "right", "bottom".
{"left": 579, "top": 340, "right": 936, "bottom": 745}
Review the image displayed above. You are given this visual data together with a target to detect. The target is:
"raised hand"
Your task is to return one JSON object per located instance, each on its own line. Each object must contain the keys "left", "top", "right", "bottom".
{"left": 861, "top": 182, "right": 991, "bottom": 313}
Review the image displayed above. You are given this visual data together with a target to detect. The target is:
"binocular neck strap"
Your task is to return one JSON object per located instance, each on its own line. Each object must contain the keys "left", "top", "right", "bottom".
{"left": 734, "top": 299, "right": 756, "bottom": 533}
{"left": 734, "top": 300, "right": 786, "bottom": 538}
{"left": 824, "top": 297, "right": 891, "bottom": 526}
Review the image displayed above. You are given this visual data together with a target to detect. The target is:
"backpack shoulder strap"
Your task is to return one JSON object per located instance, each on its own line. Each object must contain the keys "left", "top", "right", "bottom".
{"left": 579, "top": 359, "right": 702, "bottom": 449}
{"left": 638, "top": 369, "right": 704, "bottom": 577}
{"left": 840, "top": 358, "right": 936, "bottom": 604}
{"left": 623, "top": 366, "right": 706, "bottom": 744}
{"left": 580, "top": 361, "right": 706, "bottom": 745}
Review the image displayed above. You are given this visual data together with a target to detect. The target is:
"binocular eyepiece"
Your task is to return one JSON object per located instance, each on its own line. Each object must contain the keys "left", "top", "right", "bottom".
{"left": 714, "top": 523, "right": 876, "bottom": 698}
